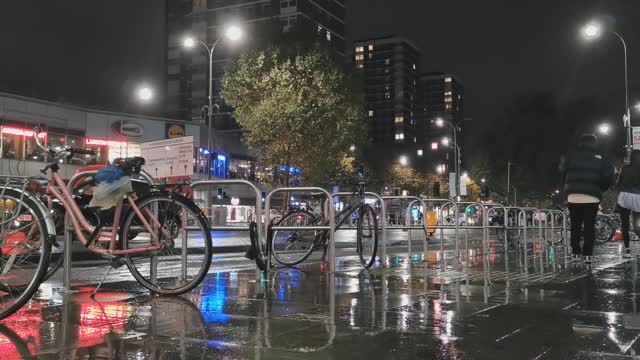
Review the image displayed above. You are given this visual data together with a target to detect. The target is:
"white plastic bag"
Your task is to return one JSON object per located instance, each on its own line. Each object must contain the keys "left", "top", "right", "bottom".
{"left": 89, "top": 176, "right": 133, "bottom": 209}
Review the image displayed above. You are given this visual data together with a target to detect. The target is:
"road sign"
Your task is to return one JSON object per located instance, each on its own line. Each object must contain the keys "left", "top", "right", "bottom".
{"left": 460, "top": 175, "right": 467, "bottom": 196}
{"left": 633, "top": 127, "right": 640, "bottom": 150}
{"left": 141, "top": 136, "right": 194, "bottom": 178}
{"left": 449, "top": 173, "right": 457, "bottom": 197}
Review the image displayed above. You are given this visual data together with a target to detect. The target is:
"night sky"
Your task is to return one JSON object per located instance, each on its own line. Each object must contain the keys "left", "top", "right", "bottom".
{"left": 1, "top": 1, "right": 638, "bottom": 127}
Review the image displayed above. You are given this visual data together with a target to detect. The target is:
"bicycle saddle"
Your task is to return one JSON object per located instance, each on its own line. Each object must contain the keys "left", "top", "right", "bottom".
{"left": 113, "top": 157, "right": 146, "bottom": 176}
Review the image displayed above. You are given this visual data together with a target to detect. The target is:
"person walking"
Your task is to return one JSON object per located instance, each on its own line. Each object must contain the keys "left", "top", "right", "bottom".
{"left": 617, "top": 150, "right": 640, "bottom": 258}
{"left": 561, "top": 134, "right": 614, "bottom": 264}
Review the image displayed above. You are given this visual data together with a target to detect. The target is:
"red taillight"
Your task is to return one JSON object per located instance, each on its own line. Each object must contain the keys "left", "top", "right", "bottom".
{"left": 26, "top": 181, "right": 40, "bottom": 193}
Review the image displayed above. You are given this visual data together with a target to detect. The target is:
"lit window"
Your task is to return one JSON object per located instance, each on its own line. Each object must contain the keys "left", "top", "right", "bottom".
{"left": 394, "top": 116, "right": 404, "bottom": 123}
{"left": 355, "top": 46, "right": 364, "bottom": 53}
{"left": 417, "top": 149, "right": 423, "bottom": 156}
{"left": 326, "top": 31, "right": 331, "bottom": 41}
{"left": 446, "top": 104, "right": 452, "bottom": 110}
{"left": 412, "top": 64, "right": 416, "bottom": 70}
{"left": 445, "top": 97, "right": 452, "bottom": 102}
{"left": 357, "top": 64, "right": 364, "bottom": 69}
{"left": 368, "top": 53, "right": 373, "bottom": 59}
{"left": 385, "top": 93, "right": 391, "bottom": 99}
{"left": 369, "top": 110, "right": 374, "bottom": 116}
{"left": 317, "top": 25, "right": 322, "bottom": 33}
{"left": 445, "top": 77, "right": 452, "bottom": 83}
{"left": 355, "top": 54, "right": 364, "bottom": 61}
{"left": 395, "top": 133, "right": 404, "bottom": 140}
{"left": 385, "top": 59, "right": 390, "bottom": 65}
{"left": 368, "top": 45, "right": 374, "bottom": 51}
{"left": 444, "top": 91, "right": 452, "bottom": 96}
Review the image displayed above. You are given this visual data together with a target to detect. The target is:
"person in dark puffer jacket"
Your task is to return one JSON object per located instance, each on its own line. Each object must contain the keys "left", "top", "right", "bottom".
{"left": 560, "top": 134, "right": 614, "bottom": 265}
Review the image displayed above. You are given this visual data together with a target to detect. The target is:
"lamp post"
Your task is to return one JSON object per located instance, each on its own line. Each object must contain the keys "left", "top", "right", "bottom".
{"left": 597, "top": 122, "right": 611, "bottom": 135}
{"left": 184, "top": 24, "right": 243, "bottom": 179}
{"left": 435, "top": 117, "right": 460, "bottom": 198}
{"left": 581, "top": 19, "right": 632, "bottom": 162}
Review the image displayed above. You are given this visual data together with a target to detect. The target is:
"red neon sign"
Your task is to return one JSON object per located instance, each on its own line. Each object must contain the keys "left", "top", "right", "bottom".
{"left": 1, "top": 126, "right": 47, "bottom": 139}
{"left": 85, "top": 138, "right": 128, "bottom": 147}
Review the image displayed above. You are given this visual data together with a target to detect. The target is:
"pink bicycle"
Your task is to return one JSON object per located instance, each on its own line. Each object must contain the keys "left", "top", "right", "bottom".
{"left": 0, "top": 127, "right": 212, "bottom": 320}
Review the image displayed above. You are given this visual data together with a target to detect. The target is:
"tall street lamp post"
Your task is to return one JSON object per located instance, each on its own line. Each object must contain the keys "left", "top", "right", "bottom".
{"left": 435, "top": 118, "right": 460, "bottom": 198}
{"left": 581, "top": 19, "right": 632, "bottom": 162}
{"left": 183, "top": 25, "right": 243, "bottom": 179}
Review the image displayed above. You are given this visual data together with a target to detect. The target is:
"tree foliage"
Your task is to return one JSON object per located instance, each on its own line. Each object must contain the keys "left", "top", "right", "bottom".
{"left": 222, "top": 46, "right": 365, "bottom": 185}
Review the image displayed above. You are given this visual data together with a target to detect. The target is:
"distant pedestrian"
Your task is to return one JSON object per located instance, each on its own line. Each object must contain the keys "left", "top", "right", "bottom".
{"left": 560, "top": 134, "right": 614, "bottom": 264}
{"left": 616, "top": 150, "right": 640, "bottom": 258}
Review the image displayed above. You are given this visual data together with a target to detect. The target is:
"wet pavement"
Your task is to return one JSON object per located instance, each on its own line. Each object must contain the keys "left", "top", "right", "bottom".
{"left": 3, "top": 239, "right": 640, "bottom": 359}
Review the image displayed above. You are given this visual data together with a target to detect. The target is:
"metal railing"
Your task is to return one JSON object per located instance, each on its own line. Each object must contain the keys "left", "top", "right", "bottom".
{"left": 190, "top": 179, "right": 265, "bottom": 272}
{"left": 265, "top": 187, "right": 335, "bottom": 271}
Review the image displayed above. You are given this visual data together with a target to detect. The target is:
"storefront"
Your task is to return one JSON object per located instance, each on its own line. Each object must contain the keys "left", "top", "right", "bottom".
{"left": 0, "top": 92, "right": 200, "bottom": 178}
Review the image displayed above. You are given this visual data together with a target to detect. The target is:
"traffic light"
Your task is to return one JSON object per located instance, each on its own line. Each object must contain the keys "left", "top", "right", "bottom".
{"left": 433, "top": 182, "right": 441, "bottom": 197}
{"left": 480, "top": 186, "right": 489, "bottom": 199}
{"left": 217, "top": 187, "right": 223, "bottom": 199}
{"left": 356, "top": 165, "right": 364, "bottom": 178}
{"left": 261, "top": 191, "right": 266, "bottom": 203}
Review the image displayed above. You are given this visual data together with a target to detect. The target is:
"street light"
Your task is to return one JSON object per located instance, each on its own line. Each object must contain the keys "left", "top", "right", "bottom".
{"left": 597, "top": 123, "right": 611, "bottom": 135}
{"left": 136, "top": 85, "right": 153, "bottom": 103}
{"left": 436, "top": 164, "right": 445, "bottom": 174}
{"left": 441, "top": 137, "right": 450, "bottom": 147}
{"left": 481, "top": 178, "right": 486, "bottom": 184}
{"left": 349, "top": 144, "right": 356, "bottom": 152}
{"left": 433, "top": 118, "right": 460, "bottom": 198}
{"left": 183, "top": 24, "right": 244, "bottom": 179}
{"left": 399, "top": 155, "right": 408, "bottom": 166}
{"left": 580, "top": 18, "right": 632, "bottom": 162}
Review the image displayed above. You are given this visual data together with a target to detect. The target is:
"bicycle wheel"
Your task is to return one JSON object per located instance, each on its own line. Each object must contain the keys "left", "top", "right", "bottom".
{"left": 357, "top": 204, "right": 378, "bottom": 269}
{"left": 595, "top": 216, "right": 615, "bottom": 245}
{"left": 122, "top": 193, "right": 212, "bottom": 295}
{"left": 272, "top": 210, "right": 318, "bottom": 266}
{"left": 0, "top": 189, "right": 51, "bottom": 320}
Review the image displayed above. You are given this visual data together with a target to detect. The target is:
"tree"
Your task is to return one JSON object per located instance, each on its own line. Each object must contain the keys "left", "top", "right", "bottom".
{"left": 384, "top": 164, "right": 424, "bottom": 196}
{"left": 222, "top": 46, "right": 365, "bottom": 186}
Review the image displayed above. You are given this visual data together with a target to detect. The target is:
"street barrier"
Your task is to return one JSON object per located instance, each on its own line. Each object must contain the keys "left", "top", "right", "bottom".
{"left": 190, "top": 179, "right": 265, "bottom": 273}
{"left": 331, "top": 192, "right": 387, "bottom": 265}
{"left": 265, "top": 187, "right": 335, "bottom": 271}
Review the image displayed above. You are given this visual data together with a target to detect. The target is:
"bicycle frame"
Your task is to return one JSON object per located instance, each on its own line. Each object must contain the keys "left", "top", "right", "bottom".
{"left": 45, "top": 169, "right": 167, "bottom": 255}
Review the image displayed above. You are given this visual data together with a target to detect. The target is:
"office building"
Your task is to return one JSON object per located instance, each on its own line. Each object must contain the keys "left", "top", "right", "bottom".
{"left": 418, "top": 72, "right": 464, "bottom": 171}
{"left": 353, "top": 36, "right": 420, "bottom": 165}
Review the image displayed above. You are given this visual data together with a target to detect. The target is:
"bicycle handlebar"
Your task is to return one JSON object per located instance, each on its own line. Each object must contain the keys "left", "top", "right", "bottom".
{"left": 32, "top": 126, "right": 96, "bottom": 159}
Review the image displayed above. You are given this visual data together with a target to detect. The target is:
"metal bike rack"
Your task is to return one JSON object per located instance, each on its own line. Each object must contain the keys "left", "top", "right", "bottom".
{"left": 331, "top": 191, "right": 387, "bottom": 266}
{"left": 265, "top": 187, "right": 335, "bottom": 271}
{"left": 421, "top": 199, "right": 458, "bottom": 267}
{"left": 381, "top": 196, "right": 427, "bottom": 261}
{"left": 63, "top": 170, "right": 156, "bottom": 290}
{"left": 190, "top": 179, "right": 265, "bottom": 273}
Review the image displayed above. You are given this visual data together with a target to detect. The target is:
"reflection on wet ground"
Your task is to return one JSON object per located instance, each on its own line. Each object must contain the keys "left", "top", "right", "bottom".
{"left": 2, "top": 240, "right": 640, "bottom": 359}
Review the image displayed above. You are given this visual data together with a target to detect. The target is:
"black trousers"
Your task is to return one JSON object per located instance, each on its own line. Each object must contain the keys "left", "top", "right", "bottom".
{"left": 569, "top": 202, "right": 599, "bottom": 256}
{"left": 618, "top": 206, "right": 639, "bottom": 249}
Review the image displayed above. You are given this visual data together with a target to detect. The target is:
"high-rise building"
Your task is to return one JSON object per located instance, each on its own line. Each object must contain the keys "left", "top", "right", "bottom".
{"left": 166, "top": 0, "right": 346, "bottom": 126}
{"left": 353, "top": 36, "right": 420, "bottom": 165}
{"left": 418, "top": 72, "right": 464, "bottom": 171}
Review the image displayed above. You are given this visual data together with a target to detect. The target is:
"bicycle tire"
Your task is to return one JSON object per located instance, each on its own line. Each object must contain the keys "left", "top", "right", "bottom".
{"left": 0, "top": 324, "right": 35, "bottom": 359}
{"left": 272, "top": 210, "right": 319, "bottom": 267}
{"left": 357, "top": 204, "right": 378, "bottom": 269}
{"left": 595, "top": 216, "right": 615, "bottom": 245}
{"left": 122, "top": 192, "right": 212, "bottom": 295}
{"left": 0, "top": 189, "right": 51, "bottom": 321}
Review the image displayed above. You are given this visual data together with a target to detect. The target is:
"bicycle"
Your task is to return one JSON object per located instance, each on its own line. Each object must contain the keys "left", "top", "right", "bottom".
{"left": 0, "top": 127, "right": 213, "bottom": 320}
{"left": 270, "top": 179, "right": 378, "bottom": 269}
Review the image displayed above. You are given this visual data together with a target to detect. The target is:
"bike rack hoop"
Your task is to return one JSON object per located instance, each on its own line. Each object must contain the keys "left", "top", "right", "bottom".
{"left": 265, "top": 187, "right": 336, "bottom": 272}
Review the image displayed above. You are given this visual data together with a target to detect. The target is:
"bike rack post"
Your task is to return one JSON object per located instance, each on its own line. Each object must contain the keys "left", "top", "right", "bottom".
{"left": 519, "top": 207, "right": 543, "bottom": 274}
{"left": 265, "top": 187, "right": 334, "bottom": 271}
{"left": 381, "top": 196, "right": 428, "bottom": 262}
{"left": 421, "top": 199, "right": 458, "bottom": 267}
{"left": 331, "top": 192, "right": 387, "bottom": 266}
{"left": 63, "top": 170, "right": 156, "bottom": 290}
{"left": 190, "top": 179, "right": 265, "bottom": 273}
